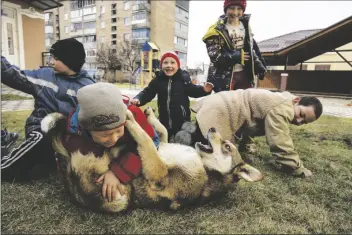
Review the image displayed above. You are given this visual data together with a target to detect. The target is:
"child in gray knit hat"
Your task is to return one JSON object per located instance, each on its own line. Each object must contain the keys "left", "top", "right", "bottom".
{"left": 59, "top": 83, "right": 160, "bottom": 202}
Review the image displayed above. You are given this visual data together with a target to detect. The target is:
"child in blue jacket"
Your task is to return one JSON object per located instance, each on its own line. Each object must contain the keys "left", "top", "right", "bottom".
{"left": 1, "top": 38, "right": 95, "bottom": 181}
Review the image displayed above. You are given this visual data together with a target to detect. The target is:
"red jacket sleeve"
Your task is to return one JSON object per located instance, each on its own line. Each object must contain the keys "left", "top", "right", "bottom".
{"left": 110, "top": 105, "right": 155, "bottom": 184}
{"left": 127, "top": 104, "right": 155, "bottom": 138}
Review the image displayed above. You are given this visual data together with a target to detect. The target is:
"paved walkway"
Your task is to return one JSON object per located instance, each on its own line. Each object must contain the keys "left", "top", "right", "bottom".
{"left": 2, "top": 87, "right": 352, "bottom": 118}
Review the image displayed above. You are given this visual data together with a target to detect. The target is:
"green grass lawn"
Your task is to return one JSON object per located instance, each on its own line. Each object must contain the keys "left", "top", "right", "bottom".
{"left": 1, "top": 108, "right": 351, "bottom": 234}
{"left": 1, "top": 94, "right": 33, "bottom": 101}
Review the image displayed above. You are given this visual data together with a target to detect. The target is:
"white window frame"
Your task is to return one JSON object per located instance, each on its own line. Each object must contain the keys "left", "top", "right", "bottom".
{"left": 124, "top": 1, "right": 130, "bottom": 10}
{"left": 64, "top": 26, "right": 68, "bottom": 33}
{"left": 124, "top": 33, "right": 131, "bottom": 42}
{"left": 124, "top": 17, "right": 130, "bottom": 25}
{"left": 100, "top": 20, "right": 105, "bottom": 28}
{"left": 100, "top": 6, "right": 105, "bottom": 14}
{"left": 64, "top": 13, "right": 68, "bottom": 20}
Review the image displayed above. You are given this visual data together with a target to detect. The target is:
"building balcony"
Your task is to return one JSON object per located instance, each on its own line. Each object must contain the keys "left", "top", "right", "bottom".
{"left": 70, "top": 28, "right": 96, "bottom": 37}
{"left": 45, "top": 21, "right": 53, "bottom": 26}
{"left": 83, "top": 42, "right": 96, "bottom": 49}
{"left": 131, "top": 20, "right": 150, "bottom": 29}
{"left": 45, "top": 33, "right": 54, "bottom": 39}
{"left": 71, "top": 13, "right": 97, "bottom": 23}
{"left": 132, "top": 3, "right": 151, "bottom": 12}
{"left": 174, "top": 43, "right": 187, "bottom": 52}
{"left": 132, "top": 38, "right": 149, "bottom": 45}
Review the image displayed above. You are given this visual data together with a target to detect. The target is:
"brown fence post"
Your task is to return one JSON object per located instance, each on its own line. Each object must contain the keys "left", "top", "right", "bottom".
{"left": 280, "top": 73, "right": 289, "bottom": 91}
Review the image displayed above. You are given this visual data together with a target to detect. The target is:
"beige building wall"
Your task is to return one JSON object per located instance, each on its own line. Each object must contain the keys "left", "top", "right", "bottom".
{"left": 150, "top": 1, "right": 175, "bottom": 54}
{"left": 22, "top": 15, "right": 45, "bottom": 69}
{"left": 114, "top": 1, "right": 132, "bottom": 43}
{"left": 269, "top": 42, "right": 352, "bottom": 71}
{"left": 304, "top": 42, "right": 352, "bottom": 70}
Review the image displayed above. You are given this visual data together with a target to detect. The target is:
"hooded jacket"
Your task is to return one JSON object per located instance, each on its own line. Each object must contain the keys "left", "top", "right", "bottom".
{"left": 134, "top": 69, "right": 211, "bottom": 134}
{"left": 202, "top": 14, "right": 267, "bottom": 92}
{"left": 1, "top": 56, "right": 95, "bottom": 136}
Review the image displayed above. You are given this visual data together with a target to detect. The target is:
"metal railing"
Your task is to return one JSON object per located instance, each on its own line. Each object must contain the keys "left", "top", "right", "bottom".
{"left": 132, "top": 3, "right": 151, "bottom": 12}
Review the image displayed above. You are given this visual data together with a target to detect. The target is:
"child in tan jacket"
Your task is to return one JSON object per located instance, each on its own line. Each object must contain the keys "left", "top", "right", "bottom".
{"left": 191, "top": 89, "right": 323, "bottom": 177}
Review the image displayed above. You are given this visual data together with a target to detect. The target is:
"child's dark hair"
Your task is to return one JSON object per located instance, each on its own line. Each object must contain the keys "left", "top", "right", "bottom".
{"left": 299, "top": 96, "right": 323, "bottom": 119}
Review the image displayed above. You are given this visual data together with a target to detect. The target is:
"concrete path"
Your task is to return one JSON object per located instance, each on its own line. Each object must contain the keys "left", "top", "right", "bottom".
{"left": 2, "top": 86, "right": 352, "bottom": 118}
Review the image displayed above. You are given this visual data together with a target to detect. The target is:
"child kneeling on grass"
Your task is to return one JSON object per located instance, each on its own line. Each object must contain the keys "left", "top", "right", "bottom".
{"left": 131, "top": 51, "right": 213, "bottom": 141}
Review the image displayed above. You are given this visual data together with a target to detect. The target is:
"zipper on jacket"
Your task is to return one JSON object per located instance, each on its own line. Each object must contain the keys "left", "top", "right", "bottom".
{"left": 180, "top": 105, "right": 186, "bottom": 118}
{"left": 229, "top": 65, "right": 235, "bottom": 90}
{"left": 167, "top": 79, "right": 172, "bottom": 128}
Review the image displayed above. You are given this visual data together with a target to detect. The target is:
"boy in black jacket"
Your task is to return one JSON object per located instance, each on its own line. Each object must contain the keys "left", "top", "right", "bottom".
{"left": 131, "top": 51, "right": 213, "bottom": 141}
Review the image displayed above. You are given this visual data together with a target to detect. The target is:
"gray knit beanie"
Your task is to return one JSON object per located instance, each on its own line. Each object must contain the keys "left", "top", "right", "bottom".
{"left": 77, "top": 83, "right": 127, "bottom": 131}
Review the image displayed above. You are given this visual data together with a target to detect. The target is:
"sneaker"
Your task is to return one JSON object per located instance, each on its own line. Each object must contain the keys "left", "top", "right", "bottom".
{"left": 1, "top": 128, "right": 19, "bottom": 147}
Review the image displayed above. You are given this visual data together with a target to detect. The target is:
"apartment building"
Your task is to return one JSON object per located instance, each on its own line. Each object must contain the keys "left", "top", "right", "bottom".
{"left": 44, "top": 0, "right": 190, "bottom": 72}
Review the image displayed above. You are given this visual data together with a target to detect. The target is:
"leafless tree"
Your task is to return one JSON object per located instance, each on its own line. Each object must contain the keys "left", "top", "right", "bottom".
{"left": 96, "top": 44, "right": 121, "bottom": 82}
{"left": 116, "top": 40, "right": 141, "bottom": 74}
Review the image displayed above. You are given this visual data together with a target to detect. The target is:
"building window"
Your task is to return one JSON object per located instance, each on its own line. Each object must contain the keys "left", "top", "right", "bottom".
{"left": 100, "top": 6, "right": 105, "bottom": 14}
{"left": 70, "top": 0, "right": 96, "bottom": 10}
{"left": 175, "top": 6, "right": 188, "bottom": 17}
{"left": 6, "top": 23, "right": 14, "bottom": 55}
{"left": 174, "top": 22, "right": 188, "bottom": 32}
{"left": 124, "top": 33, "right": 131, "bottom": 42}
{"left": 64, "top": 13, "right": 68, "bottom": 20}
{"left": 84, "top": 21, "right": 96, "bottom": 29}
{"left": 178, "top": 52, "right": 187, "bottom": 67}
{"left": 45, "top": 13, "right": 51, "bottom": 21}
{"left": 100, "top": 36, "right": 105, "bottom": 43}
{"left": 100, "top": 21, "right": 105, "bottom": 28}
{"left": 132, "top": 12, "right": 146, "bottom": 21}
{"left": 124, "top": 1, "right": 130, "bottom": 10}
{"left": 314, "top": 64, "right": 331, "bottom": 71}
{"left": 181, "top": 23, "right": 188, "bottom": 32}
{"left": 86, "top": 50, "right": 96, "bottom": 56}
{"left": 46, "top": 38, "right": 51, "bottom": 47}
{"left": 174, "top": 36, "right": 187, "bottom": 46}
{"left": 111, "top": 3, "right": 116, "bottom": 9}
{"left": 134, "top": 0, "right": 147, "bottom": 5}
{"left": 65, "top": 26, "right": 69, "bottom": 33}
{"left": 79, "top": 35, "right": 96, "bottom": 42}
{"left": 132, "top": 28, "right": 149, "bottom": 39}
{"left": 175, "top": 22, "right": 181, "bottom": 30}
{"left": 71, "top": 21, "right": 95, "bottom": 32}
{"left": 124, "top": 17, "right": 130, "bottom": 25}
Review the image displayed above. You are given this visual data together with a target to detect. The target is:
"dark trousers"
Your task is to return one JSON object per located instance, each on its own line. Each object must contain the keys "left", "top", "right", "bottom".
{"left": 1, "top": 131, "right": 56, "bottom": 182}
{"left": 230, "top": 70, "right": 253, "bottom": 90}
